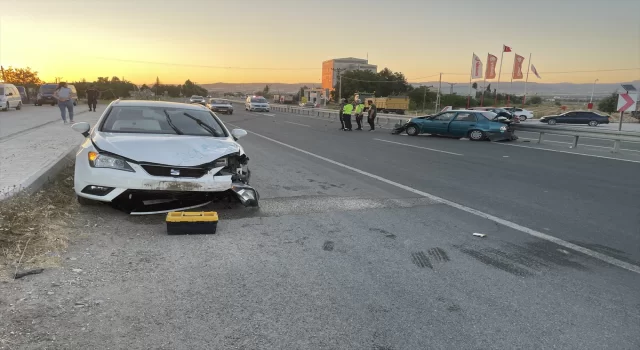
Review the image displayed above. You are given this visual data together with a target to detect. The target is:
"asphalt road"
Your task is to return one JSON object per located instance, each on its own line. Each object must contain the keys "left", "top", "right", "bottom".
{"left": 1, "top": 106, "right": 639, "bottom": 349}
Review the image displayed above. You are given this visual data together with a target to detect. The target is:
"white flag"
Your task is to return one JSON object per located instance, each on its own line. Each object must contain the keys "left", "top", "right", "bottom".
{"left": 472, "top": 53, "right": 483, "bottom": 79}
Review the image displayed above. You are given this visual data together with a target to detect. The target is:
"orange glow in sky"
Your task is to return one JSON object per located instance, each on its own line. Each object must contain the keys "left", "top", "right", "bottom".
{"left": 1, "top": 0, "right": 639, "bottom": 85}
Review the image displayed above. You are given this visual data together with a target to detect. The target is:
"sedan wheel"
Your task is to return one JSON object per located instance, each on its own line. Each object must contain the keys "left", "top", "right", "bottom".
{"left": 548, "top": 119, "right": 557, "bottom": 125}
{"left": 588, "top": 120, "right": 599, "bottom": 127}
{"left": 406, "top": 125, "right": 419, "bottom": 136}
{"left": 518, "top": 115, "right": 527, "bottom": 122}
{"left": 468, "top": 129, "right": 485, "bottom": 141}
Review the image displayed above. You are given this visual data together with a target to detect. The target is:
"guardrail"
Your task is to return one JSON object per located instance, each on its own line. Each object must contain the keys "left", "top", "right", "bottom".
{"left": 514, "top": 124, "right": 640, "bottom": 153}
{"left": 267, "top": 104, "right": 412, "bottom": 129}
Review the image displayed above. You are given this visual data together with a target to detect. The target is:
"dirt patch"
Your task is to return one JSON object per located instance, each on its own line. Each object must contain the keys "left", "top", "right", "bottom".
{"left": 0, "top": 164, "right": 79, "bottom": 280}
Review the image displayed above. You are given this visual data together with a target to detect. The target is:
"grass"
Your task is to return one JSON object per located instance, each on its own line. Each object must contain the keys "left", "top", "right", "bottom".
{"left": 0, "top": 164, "right": 78, "bottom": 280}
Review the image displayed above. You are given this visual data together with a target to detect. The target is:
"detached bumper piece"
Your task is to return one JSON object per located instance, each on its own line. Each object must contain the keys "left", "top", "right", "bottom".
{"left": 166, "top": 211, "right": 218, "bottom": 235}
{"left": 231, "top": 183, "right": 259, "bottom": 207}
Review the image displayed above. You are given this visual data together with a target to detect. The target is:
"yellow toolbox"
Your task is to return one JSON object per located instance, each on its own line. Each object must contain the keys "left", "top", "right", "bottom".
{"left": 166, "top": 211, "right": 218, "bottom": 235}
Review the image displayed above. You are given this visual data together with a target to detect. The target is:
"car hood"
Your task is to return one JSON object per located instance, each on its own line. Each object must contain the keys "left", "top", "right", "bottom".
{"left": 92, "top": 132, "right": 240, "bottom": 167}
{"left": 211, "top": 103, "right": 233, "bottom": 107}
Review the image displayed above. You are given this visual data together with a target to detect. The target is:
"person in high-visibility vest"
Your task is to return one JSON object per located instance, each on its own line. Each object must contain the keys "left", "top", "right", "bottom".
{"left": 338, "top": 98, "right": 346, "bottom": 130}
{"left": 354, "top": 99, "right": 365, "bottom": 130}
{"left": 342, "top": 101, "right": 354, "bottom": 131}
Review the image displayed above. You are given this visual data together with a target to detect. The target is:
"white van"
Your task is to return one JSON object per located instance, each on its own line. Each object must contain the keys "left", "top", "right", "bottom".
{"left": 245, "top": 96, "right": 270, "bottom": 112}
{"left": 0, "top": 83, "right": 23, "bottom": 111}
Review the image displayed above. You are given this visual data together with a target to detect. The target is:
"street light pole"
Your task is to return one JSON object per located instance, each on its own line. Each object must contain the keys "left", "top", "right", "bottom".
{"left": 590, "top": 79, "right": 599, "bottom": 104}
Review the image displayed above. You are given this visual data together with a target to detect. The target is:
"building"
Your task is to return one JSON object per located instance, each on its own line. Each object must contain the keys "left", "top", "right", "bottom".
{"left": 321, "top": 57, "right": 378, "bottom": 92}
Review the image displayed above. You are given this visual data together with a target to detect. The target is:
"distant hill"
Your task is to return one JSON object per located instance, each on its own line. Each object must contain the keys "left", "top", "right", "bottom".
{"left": 200, "top": 80, "right": 640, "bottom": 100}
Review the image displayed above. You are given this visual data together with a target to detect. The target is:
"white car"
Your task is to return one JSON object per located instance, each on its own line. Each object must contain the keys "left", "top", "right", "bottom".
{"left": 71, "top": 100, "right": 259, "bottom": 214}
{"left": 501, "top": 107, "right": 534, "bottom": 121}
{"left": 245, "top": 96, "right": 270, "bottom": 112}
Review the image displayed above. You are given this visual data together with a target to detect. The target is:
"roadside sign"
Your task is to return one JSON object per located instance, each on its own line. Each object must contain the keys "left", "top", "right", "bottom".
{"left": 617, "top": 93, "right": 638, "bottom": 112}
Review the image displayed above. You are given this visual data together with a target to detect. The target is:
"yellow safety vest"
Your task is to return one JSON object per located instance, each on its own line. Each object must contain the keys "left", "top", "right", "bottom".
{"left": 355, "top": 104, "right": 365, "bottom": 114}
{"left": 343, "top": 104, "right": 354, "bottom": 114}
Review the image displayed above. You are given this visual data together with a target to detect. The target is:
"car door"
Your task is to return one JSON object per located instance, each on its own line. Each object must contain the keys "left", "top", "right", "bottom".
{"left": 557, "top": 112, "right": 576, "bottom": 124}
{"left": 422, "top": 112, "right": 456, "bottom": 134}
{"left": 448, "top": 112, "right": 477, "bottom": 137}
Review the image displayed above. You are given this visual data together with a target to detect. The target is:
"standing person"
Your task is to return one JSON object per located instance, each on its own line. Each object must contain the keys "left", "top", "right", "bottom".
{"left": 342, "top": 100, "right": 354, "bottom": 131}
{"left": 86, "top": 84, "right": 100, "bottom": 112}
{"left": 337, "top": 98, "right": 346, "bottom": 130}
{"left": 367, "top": 100, "right": 377, "bottom": 131}
{"left": 354, "top": 99, "right": 365, "bottom": 130}
{"left": 53, "top": 82, "right": 74, "bottom": 124}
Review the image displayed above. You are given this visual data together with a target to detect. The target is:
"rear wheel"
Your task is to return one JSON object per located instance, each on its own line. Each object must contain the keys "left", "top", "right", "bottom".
{"left": 518, "top": 115, "right": 526, "bottom": 122}
{"left": 16, "top": 102, "right": 22, "bottom": 110}
{"left": 406, "top": 124, "right": 420, "bottom": 136}
{"left": 588, "top": 120, "right": 599, "bottom": 127}
{"left": 548, "top": 119, "right": 557, "bottom": 125}
{"left": 468, "top": 129, "right": 486, "bottom": 141}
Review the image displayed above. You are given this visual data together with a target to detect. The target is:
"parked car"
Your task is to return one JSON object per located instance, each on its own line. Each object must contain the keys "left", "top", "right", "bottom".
{"left": 302, "top": 102, "right": 317, "bottom": 108}
{"left": 189, "top": 95, "right": 206, "bottom": 105}
{"left": 501, "top": 107, "right": 534, "bottom": 121}
{"left": 35, "top": 83, "right": 78, "bottom": 106}
{"left": 0, "top": 83, "right": 24, "bottom": 111}
{"left": 16, "top": 86, "right": 29, "bottom": 104}
{"left": 245, "top": 96, "right": 270, "bottom": 112}
{"left": 539, "top": 111, "right": 610, "bottom": 126}
{"left": 71, "top": 100, "right": 258, "bottom": 214}
{"left": 208, "top": 98, "right": 234, "bottom": 114}
{"left": 396, "top": 110, "right": 516, "bottom": 141}
{"left": 470, "top": 107, "right": 519, "bottom": 123}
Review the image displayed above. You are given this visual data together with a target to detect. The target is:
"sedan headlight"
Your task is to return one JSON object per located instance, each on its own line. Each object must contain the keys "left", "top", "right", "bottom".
{"left": 500, "top": 126, "right": 507, "bottom": 132}
{"left": 88, "top": 152, "right": 134, "bottom": 172}
{"left": 214, "top": 157, "right": 228, "bottom": 168}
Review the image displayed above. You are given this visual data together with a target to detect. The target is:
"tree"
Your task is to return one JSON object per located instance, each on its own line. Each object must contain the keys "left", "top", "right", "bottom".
{"left": 527, "top": 96, "right": 542, "bottom": 105}
{"left": 408, "top": 86, "right": 436, "bottom": 111}
{"left": 141, "top": 84, "right": 150, "bottom": 90}
{"left": 333, "top": 68, "right": 411, "bottom": 102}
{"left": 263, "top": 84, "right": 270, "bottom": 95}
{"left": 598, "top": 92, "right": 617, "bottom": 113}
{"left": 2, "top": 67, "right": 44, "bottom": 86}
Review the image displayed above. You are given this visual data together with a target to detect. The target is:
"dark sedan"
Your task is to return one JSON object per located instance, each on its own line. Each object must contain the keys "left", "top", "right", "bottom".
{"left": 540, "top": 111, "right": 610, "bottom": 126}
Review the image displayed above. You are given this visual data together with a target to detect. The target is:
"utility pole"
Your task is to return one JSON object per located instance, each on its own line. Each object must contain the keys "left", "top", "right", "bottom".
{"left": 435, "top": 73, "right": 442, "bottom": 113}
{"left": 331, "top": 68, "right": 345, "bottom": 102}
{"left": 448, "top": 83, "right": 456, "bottom": 95}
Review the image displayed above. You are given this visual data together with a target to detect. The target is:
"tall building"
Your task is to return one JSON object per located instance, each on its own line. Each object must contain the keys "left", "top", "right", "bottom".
{"left": 322, "top": 57, "right": 378, "bottom": 92}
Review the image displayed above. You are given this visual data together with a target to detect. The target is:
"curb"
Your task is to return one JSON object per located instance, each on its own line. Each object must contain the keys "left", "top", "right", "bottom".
{"left": 0, "top": 145, "right": 78, "bottom": 202}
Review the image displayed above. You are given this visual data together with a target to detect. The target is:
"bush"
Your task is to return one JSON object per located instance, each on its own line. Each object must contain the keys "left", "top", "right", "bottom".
{"left": 527, "top": 96, "right": 542, "bottom": 105}
{"left": 598, "top": 93, "right": 618, "bottom": 113}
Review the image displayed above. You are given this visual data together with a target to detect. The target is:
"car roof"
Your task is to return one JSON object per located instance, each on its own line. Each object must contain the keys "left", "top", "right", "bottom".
{"left": 111, "top": 100, "right": 209, "bottom": 110}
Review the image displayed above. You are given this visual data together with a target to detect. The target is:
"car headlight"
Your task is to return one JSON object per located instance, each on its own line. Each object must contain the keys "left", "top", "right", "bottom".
{"left": 214, "top": 157, "right": 228, "bottom": 168}
{"left": 88, "top": 152, "right": 135, "bottom": 172}
{"left": 499, "top": 126, "right": 507, "bottom": 132}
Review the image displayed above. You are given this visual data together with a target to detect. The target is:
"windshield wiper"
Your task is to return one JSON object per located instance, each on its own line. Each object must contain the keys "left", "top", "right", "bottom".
{"left": 183, "top": 112, "right": 221, "bottom": 137}
{"left": 163, "top": 110, "right": 184, "bottom": 135}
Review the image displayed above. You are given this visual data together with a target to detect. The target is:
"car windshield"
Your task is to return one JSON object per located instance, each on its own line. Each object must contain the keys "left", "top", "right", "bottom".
{"left": 251, "top": 98, "right": 267, "bottom": 103}
{"left": 39, "top": 85, "right": 57, "bottom": 93}
{"left": 101, "top": 106, "right": 228, "bottom": 137}
{"left": 16, "top": 87, "right": 25, "bottom": 93}
{"left": 191, "top": 96, "right": 203, "bottom": 99}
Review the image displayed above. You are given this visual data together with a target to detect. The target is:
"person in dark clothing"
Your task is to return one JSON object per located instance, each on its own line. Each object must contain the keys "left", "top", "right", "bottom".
{"left": 86, "top": 85, "right": 100, "bottom": 111}
{"left": 337, "top": 99, "right": 346, "bottom": 130}
{"left": 367, "top": 100, "right": 377, "bottom": 131}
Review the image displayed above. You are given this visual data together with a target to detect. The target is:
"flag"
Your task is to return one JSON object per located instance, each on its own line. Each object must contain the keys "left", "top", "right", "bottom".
{"left": 471, "top": 53, "right": 483, "bottom": 79}
{"left": 512, "top": 54, "right": 525, "bottom": 79}
{"left": 503, "top": 45, "right": 512, "bottom": 52}
{"left": 485, "top": 53, "right": 498, "bottom": 79}
{"left": 531, "top": 64, "right": 541, "bottom": 79}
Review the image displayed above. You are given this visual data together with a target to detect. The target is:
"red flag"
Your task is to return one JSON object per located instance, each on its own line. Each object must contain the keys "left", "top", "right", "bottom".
{"left": 503, "top": 45, "right": 512, "bottom": 52}
{"left": 531, "top": 64, "right": 541, "bottom": 79}
{"left": 512, "top": 54, "right": 525, "bottom": 79}
{"left": 485, "top": 53, "right": 498, "bottom": 79}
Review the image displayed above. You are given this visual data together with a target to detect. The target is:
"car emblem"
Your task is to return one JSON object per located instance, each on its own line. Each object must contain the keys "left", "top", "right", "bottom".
{"left": 170, "top": 169, "right": 180, "bottom": 176}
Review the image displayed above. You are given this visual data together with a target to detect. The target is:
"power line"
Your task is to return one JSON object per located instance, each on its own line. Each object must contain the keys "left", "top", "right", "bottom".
{"left": 537, "top": 67, "right": 640, "bottom": 74}
{"left": 88, "top": 56, "right": 320, "bottom": 71}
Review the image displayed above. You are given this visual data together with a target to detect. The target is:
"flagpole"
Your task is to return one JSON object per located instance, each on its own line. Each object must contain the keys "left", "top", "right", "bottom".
{"left": 508, "top": 54, "right": 516, "bottom": 107}
{"left": 522, "top": 53, "right": 531, "bottom": 107}
{"left": 494, "top": 48, "right": 505, "bottom": 106}
{"left": 467, "top": 53, "right": 474, "bottom": 108}
{"left": 480, "top": 52, "right": 488, "bottom": 107}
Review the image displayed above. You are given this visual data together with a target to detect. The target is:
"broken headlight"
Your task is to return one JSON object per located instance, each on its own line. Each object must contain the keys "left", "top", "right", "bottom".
{"left": 214, "top": 157, "right": 228, "bottom": 168}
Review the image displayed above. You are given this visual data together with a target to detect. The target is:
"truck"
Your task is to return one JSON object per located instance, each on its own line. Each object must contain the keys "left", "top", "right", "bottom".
{"left": 354, "top": 92, "right": 409, "bottom": 114}
{"left": 273, "top": 94, "right": 294, "bottom": 104}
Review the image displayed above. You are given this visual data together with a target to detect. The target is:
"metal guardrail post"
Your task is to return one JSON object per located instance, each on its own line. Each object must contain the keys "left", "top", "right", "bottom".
{"left": 612, "top": 140, "right": 621, "bottom": 153}
{"left": 571, "top": 136, "right": 579, "bottom": 148}
{"left": 538, "top": 132, "right": 545, "bottom": 144}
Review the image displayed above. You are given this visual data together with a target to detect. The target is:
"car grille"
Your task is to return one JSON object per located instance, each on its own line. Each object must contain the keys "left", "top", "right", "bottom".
{"left": 141, "top": 165, "right": 208, "bottom": 178}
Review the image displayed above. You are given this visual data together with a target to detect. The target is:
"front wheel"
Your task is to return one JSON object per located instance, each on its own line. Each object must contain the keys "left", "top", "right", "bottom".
{"left": 406, "top": 124, "right": 420, "bottom": 136}
{"left": 16, "top": 102, "right": 22, "bottom": 110}
{"left": 1, "top": 102, "right": 8, "bottom": 111}
{"left": 588, "top": 120, "right": 599, "bottom": 127}
{"left": 548, "top": 119, "right": 557, "bottom": 125}
{"left": 468, "top": 129, "right": 486, "bottom": 141}
{"left": 518, "top": 115, "right": 527, "bottom": 122}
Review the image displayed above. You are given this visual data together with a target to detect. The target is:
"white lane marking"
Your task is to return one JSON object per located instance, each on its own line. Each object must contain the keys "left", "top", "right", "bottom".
{"left": 240, "top": 128, "right": 640, "bottom": 275}
{"left": 258, "top": 113, "right": 276, "bottom": 117}
{"left": 519, "top": 137, "right": 640, "bottom": 153}
{"left": 284, "top": 121, "right": 310, "bottom": 127}
{"left": 494, "top": 142, "right": 640, "bottom": 164}
{"left": 375, "top": 139, "right": 463, "bottom": 156}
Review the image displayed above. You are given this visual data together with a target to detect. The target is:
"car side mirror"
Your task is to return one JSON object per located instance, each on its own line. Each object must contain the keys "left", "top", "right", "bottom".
{"left": 72, "top": 122, "right": 91, "bottom": 137}
{"left": 231, "top": 129, "right": 247, "bottom": 139}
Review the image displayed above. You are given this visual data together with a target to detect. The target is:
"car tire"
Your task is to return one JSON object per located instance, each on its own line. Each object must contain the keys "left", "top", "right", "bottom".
{"left": 406, "top": 124, "right": 420, "bottom": 136}
{"left": 16, "top": 102, "right": 22, "bottom": 110}
{"left": 518, "top": 115, "right": 526, "bottom": 122}
{"left": 548, "top": 119, "right": 557, "bottom": 125}
{"left": 1, "top": 102, "right": 8, "bottom": 111}
{"left": 468, "top": 129, "right": 486, "bottom": 141}
{"left": 77, "top": 195, "right": 98, "bottom": 206}
{"left": 588, "top": 120, "right": 599, "bottom": 127}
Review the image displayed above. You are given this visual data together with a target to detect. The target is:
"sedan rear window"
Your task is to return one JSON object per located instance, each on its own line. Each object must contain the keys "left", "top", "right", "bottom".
{"left": 39, "top": 85, "right": 57, "bottom": 93}
{"left": 211, "top": 100, "right": 228, "bottom": 104}
{"left": 251, "top": 98, "right": 267, "bottom": 103}
{"left": 101, "top": 106, "right": 228, "bottom": 137}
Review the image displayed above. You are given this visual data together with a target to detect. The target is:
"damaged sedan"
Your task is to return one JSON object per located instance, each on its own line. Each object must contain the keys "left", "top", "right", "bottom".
{"left": 392, "top": 110, "right": 517, "bottom": 141}
{"left": 71, "top": 100, "right": 259, "bottom": 214}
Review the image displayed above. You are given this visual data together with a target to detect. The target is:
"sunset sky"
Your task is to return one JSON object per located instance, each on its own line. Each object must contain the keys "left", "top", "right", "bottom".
{"left": 1, "top": 0, "right": 639, "bottom": 85}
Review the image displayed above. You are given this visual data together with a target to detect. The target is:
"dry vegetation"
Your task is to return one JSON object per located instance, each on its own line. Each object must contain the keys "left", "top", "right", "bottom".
{"left": 0, "top": 165, "right": 78, "bottom": 280}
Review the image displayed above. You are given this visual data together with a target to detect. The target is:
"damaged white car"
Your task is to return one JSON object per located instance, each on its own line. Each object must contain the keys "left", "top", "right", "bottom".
{"left": 71, "top": 100, "right": 259, "bottom": 214}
